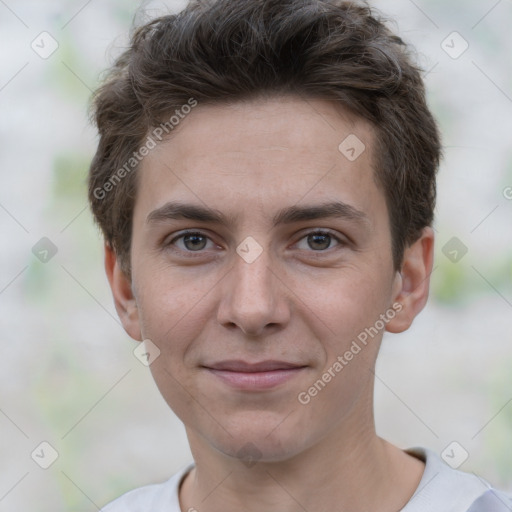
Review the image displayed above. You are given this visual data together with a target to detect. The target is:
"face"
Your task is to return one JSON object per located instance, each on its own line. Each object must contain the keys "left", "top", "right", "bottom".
{"left": 106, "top": 96, "right": 433, "bottom": 463}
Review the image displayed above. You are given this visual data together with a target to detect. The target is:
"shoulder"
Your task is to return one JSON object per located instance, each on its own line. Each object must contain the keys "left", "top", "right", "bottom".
{"left": 466, "top": 488, "right": 512, "bottom": 511}
{"left": 100, "top": 462, "right": 195, "bottom": 512}
{"left": 402, "top": 447, "right": 512, "bottom": 512}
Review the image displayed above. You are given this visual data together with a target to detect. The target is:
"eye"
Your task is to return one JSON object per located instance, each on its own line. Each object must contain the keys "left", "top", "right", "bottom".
{"left": 164, "top": 229, "right": 346, "bottom": 256}
{"left": 295, "top": 230, "right": 345, "bottom": 252}
{"left": 168, "top": 231, "right": 217, "bottom": 252}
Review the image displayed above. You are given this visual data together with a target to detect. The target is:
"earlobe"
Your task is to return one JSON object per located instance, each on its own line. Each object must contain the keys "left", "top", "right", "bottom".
{"left": 104, "top": 244, "right": 143, "bottom": 341}
{"left": 385, "top": 227, "right": 434, "bottom": 334}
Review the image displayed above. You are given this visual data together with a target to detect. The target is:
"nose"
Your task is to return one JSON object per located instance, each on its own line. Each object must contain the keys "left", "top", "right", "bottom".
{"left": 216, "top": 244, "right": 290, "bottom": 337}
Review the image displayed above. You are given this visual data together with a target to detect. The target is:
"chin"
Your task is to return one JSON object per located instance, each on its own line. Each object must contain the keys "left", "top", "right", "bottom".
{"left": 204, "top": 412, "right": 313, "bottom": 464}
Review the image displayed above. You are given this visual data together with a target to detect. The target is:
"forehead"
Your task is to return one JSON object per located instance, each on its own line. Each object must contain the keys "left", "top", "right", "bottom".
{"left": 134, "top": 96, "right": 384, "bottom": 227}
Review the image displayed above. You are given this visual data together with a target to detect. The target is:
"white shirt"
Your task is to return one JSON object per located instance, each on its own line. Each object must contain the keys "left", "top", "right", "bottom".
{"left": 100, "top": 447, "right": 510, "bottom": 511}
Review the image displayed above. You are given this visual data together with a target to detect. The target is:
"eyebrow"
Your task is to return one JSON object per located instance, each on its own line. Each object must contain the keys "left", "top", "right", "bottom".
{"left": 146, "top": 200, "right": 370, "bottom": 227}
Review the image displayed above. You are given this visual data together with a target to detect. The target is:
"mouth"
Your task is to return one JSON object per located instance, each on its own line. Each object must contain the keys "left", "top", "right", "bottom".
{"left": 202, "top": 360, "right": 308, "bottom": 390}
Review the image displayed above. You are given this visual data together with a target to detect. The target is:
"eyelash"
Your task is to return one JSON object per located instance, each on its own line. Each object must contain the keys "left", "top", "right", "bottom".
{"left": 165, "top": 229, "right": 346, "bottom": 255}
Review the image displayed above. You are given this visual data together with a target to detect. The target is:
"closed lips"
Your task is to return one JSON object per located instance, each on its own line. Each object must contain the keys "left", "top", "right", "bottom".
{"left": 203, "top": 360, "right": 306, "bottom": 372}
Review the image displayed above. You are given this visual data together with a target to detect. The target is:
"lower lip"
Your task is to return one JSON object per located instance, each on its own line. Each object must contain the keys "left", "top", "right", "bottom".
{"left": 205, "top": 367, "right": 306, "bottom": 390}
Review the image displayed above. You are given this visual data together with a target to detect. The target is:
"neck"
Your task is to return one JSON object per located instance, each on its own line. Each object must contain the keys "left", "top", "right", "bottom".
{"left": 179, "top": 415, "right": 424, "bottom": 512}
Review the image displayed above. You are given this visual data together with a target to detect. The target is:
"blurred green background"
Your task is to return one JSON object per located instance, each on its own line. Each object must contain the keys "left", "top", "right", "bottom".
{"left": 0, "top": 0, "right": 511, "bottom": 509}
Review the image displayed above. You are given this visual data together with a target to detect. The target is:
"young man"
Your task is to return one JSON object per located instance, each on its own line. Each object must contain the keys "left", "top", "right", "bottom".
{"left": 88, "top": 0, "right": 511, "bottom": 510}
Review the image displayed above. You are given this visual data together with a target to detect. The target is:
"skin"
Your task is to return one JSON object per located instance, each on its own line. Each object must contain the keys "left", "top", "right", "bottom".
{"left": 105, "top": 95, "right": 434, "bottom": 512}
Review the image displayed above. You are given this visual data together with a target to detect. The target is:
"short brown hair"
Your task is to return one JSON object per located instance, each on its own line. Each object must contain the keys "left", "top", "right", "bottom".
{"left": 88, "top": 0, "right": 441, "bottom": 276}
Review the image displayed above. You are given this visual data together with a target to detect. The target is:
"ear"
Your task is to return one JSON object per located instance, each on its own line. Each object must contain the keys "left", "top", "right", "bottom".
{"left": 385, "top": 227, "right": 434, "bottom": 334}
{"left": 104, "top": 244, "right": 143, "bottom": 341}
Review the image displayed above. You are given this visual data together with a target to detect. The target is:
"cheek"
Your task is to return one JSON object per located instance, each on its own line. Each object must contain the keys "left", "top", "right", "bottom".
{"left": 134, "top": 248, "right": 196, "bottom": 301}
{"left": 134, "top": 264, "right": 210, "bottom": 350}
{"left": 136, "top": 269, "right": 213, "bottom": 422}
{"left": 302, "top": 266, "right": 391, "bottom": 345}
{"left": 294, "top": 273, "right": 390, "bottom": 425}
